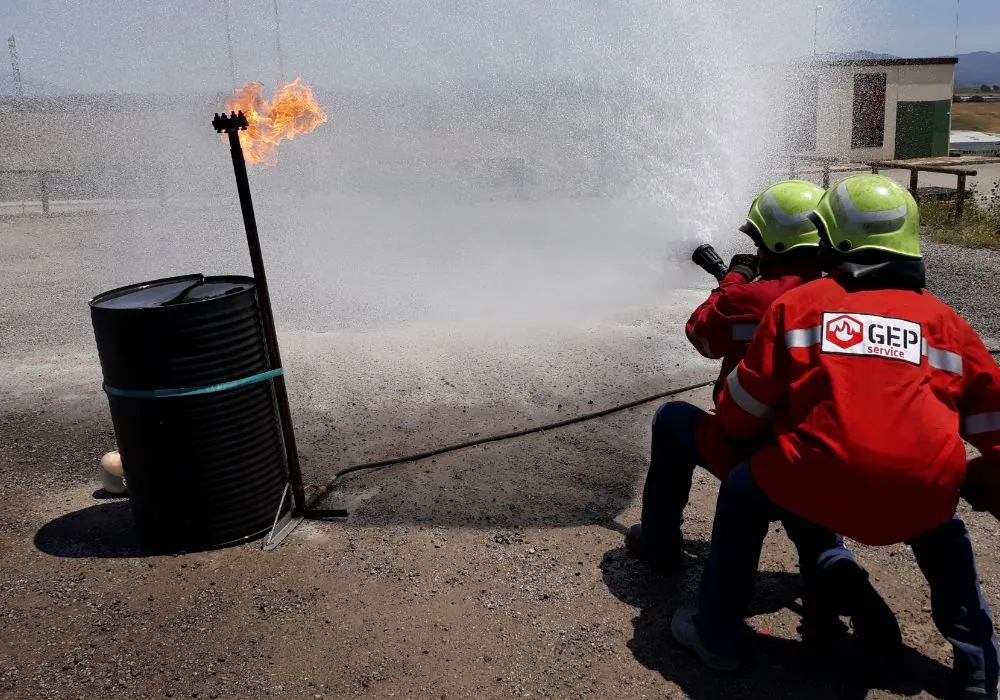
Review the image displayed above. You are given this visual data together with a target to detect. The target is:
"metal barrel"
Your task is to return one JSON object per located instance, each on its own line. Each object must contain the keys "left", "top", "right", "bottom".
{"left": 89, "top": 274, "right": 287, "bottom": 552}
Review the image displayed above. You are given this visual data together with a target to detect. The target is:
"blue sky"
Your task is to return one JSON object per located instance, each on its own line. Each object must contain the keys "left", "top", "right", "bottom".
{"left": 1, "top": 1, "right": 997, "bottom": 94}
{"left": 853, "top": 0, "right": 998, "bottom": 57}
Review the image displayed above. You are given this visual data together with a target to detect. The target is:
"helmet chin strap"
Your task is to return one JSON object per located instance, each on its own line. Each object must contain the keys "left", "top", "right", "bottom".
{"left": 739, "top": 221, "right": 764, "bottom": 249}
{"left": 817, "top": 239, "right": 841, "bottom": 272}
{"left": 807, "top": 212, "right": 840, "bottom": 271}
{"left": 808, "top": 212, "right": 832, "bottom": 247}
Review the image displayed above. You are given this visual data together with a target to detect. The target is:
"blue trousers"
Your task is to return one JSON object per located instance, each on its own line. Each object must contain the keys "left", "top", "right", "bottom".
{"left": 698, "top": 459, "right": 1000, "bottom": 688}
{"left": 640, "top": 401, "right": 857, "bottom": 587}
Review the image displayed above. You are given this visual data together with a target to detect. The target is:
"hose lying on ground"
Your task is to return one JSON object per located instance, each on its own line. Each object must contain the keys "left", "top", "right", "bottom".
{"left": 302, "top": 378, "right": 715, "bottom": 514}
{"left": 302, "top": 348, "right": 1000, "bottom": 516}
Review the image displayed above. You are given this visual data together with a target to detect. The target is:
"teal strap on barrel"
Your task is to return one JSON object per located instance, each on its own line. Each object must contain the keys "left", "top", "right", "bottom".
{"left": 103, "top": 368, "right": 284, "bottom": 399}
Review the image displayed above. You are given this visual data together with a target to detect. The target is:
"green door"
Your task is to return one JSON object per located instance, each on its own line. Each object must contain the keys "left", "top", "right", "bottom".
{"left": 930, "top": 100, "right": 951, "bottom": 155}
{"left": 895, "top": 100, "right": 951, "bottom": 159}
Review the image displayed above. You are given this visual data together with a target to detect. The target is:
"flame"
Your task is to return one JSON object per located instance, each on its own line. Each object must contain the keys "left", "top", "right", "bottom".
{"left": 224, "top": 78, "right": 327, "bottom": 165}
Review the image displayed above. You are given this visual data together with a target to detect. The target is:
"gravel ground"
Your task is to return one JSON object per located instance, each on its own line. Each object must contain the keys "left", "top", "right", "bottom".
{"left": 923, "top": 238, "right": 1000, "bottom": 349}
{"left": 0, "top": 208, "right": 998, "bottom": 700}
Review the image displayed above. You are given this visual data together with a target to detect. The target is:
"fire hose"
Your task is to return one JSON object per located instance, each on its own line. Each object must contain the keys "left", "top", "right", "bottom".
{"left": 302, "top": 246, "right": 1000, "bottom": 517}
{"left": 302, "top": 377, "right": 716, "bottom": 514}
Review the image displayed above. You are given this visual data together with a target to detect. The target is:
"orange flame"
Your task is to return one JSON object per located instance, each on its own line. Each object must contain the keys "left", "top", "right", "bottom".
{"left": 224, "top": 78, "right": 328, "bottom": 165}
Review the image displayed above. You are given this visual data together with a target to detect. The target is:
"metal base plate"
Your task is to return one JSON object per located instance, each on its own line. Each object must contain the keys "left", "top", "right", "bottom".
{"left": 262, "top": 483, "right": 349, "bottom": 551}
{"left": 263, "top": 508, "right": 305, "bottom": 551}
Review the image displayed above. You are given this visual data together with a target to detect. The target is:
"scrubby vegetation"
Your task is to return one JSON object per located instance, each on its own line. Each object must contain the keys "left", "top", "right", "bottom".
{"left": 923, "top": 181, "right": 1000, "bottom": 248}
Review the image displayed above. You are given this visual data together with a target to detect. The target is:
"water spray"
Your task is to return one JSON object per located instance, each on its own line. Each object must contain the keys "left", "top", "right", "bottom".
{"left": 208, "top": 109, "right": 720, "bottom": 550}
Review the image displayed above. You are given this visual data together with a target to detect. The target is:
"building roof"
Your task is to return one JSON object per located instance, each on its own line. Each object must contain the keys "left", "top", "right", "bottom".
{"left": 950, "top": 131, "right": 1000, "bottom": 152}
{"left": 951, "top": 130, "right": 1000, "bottom": 143}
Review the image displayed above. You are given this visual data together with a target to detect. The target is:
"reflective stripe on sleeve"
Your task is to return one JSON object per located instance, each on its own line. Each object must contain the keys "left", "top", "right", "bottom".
{"left": 725, "top": 367, "right": 772, "bottom": 419}
{"left": 921, "top": 339, "right": 963, "bottom": 376}
{"left": 687, "top": 330, "right": 719, "bottom": 359}
{"left": 784, "top": 325, "right": 822, "bottom": 349}
{"left": 965, "top": 412, "right": 1000, "bottom": 436}
{"left": 732, "top": 323, "right": 759, "bottom": 342}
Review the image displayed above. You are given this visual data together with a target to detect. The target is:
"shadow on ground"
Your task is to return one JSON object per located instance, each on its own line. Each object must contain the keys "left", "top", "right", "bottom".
{"left": 600, "top": 547, "right": 954, "bottom": 699}
{"left": 34, "top": 499, "right": 148, "bottom": 558}
{"left": 12, "top": 394, "right": 663, "bottom": 533}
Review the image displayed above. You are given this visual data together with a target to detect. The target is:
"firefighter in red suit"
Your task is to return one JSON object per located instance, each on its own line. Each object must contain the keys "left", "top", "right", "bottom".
{"left": 670, "top": 174, "right": 999, "bottom": 699}
{"left": 625, "top": 181, "right": 898, "bottom": 653}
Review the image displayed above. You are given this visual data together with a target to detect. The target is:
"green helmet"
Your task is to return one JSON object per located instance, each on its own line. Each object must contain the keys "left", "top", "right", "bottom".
{"left": 811, "top": 174, "right": 920, "bottom": 259}
{"left": 739, "top": 180, "right": 825, "bottom": 254}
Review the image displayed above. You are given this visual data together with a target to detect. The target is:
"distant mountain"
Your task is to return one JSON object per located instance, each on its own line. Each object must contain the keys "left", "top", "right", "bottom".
{"left": 955, "top": 51, "right": 1000, "bottom": 88}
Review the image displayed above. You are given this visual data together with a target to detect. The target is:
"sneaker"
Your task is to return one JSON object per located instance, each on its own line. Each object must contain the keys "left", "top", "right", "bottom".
{"left": 824, "top": 562, "right": 903, "bottom": 658}
{"left": 671, "top": 604, "right": 740, "bottom": 672}
{"left": 624, "top": 524, "right": 682, "bottom": 574}
{"left": 958, "top": 680, "right": 999, "bottom": 700}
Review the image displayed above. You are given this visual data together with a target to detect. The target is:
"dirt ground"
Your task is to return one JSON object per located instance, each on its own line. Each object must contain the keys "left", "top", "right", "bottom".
{"left": 1, "top": 206, "right": 999, "bottom": 700}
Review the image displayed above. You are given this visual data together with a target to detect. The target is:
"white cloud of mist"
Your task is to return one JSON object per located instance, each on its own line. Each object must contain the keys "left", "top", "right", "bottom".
{"left": 4, "top": 0, "right": 859, "bottom": 94}
{"left": 4, "top": 1, "right": 867, "bottom": 333}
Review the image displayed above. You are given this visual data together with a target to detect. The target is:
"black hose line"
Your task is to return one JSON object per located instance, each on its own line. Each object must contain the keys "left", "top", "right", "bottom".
{"left": 302, "top": 347, "right": 1000, "bottom": 514}
{"left": 301, "top": 378, "right": 715, "bottom": 513}
{"left": 333, "top": 378, "right": 715, "bottom": 480}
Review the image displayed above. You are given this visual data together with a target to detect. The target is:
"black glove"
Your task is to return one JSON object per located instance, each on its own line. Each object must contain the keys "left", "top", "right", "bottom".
{"left": 962, "top": 459, "right": 1000, "bottom": 519}
{"left": 727, "top": 254, "right": 759, "bottom": 281}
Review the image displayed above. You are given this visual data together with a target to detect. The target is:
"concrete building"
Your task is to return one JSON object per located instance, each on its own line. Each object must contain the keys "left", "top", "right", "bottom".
{"left": 950, "top": 130, "right": 1000, "bottom": 155}
{"left": 786, "top": 57, "right": 957, "bottom": 161}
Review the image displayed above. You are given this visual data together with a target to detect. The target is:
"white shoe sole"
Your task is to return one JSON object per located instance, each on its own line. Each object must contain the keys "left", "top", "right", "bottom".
{"left": 671, "top": 605, "right": 740, "bottom": 672}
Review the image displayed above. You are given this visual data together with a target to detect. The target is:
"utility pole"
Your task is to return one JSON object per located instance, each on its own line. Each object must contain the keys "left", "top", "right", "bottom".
{"left": 273, "top": 0, "right": 285, "bottom": 84}
{"left": 954, "top": 0, "right": 961, "bottom": 56}
{"left": 223, "top": 0, "right": 237, "bottom": 90}
{"left": 813, "top": 5, "right": 823, "bottom": 56}
{"left": 8, "top": 35, "right": 24, "bottom": 103}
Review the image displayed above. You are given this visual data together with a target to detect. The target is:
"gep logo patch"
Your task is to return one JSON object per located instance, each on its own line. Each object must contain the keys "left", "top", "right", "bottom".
{"left": 820, "top": 312, "right": 922, "bottom": 365}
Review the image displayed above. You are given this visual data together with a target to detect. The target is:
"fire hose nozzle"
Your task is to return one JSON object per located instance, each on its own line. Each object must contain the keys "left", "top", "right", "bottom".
{"left": 692, "top": 244, "right": 728, "bottom": 282}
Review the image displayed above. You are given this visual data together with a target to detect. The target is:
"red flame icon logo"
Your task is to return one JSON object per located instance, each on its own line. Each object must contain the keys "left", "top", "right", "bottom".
{"left": 825, "top": 314, "right": 864, "bottom": 349}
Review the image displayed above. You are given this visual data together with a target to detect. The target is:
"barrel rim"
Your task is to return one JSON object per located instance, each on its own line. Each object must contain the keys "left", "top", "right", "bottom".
{"left": 88, "top": 273, "right": 257, "bottom": 310}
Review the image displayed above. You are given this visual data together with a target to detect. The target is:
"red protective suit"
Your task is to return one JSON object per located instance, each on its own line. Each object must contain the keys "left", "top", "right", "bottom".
{"left": 716, "top": 272, "right": 1000, "bottom": 545}
{"left": 686, "top": 264, "right": 822, "bottom": 402}
{"left": 685, "top": 262, "right": 821, "bottom": 478}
